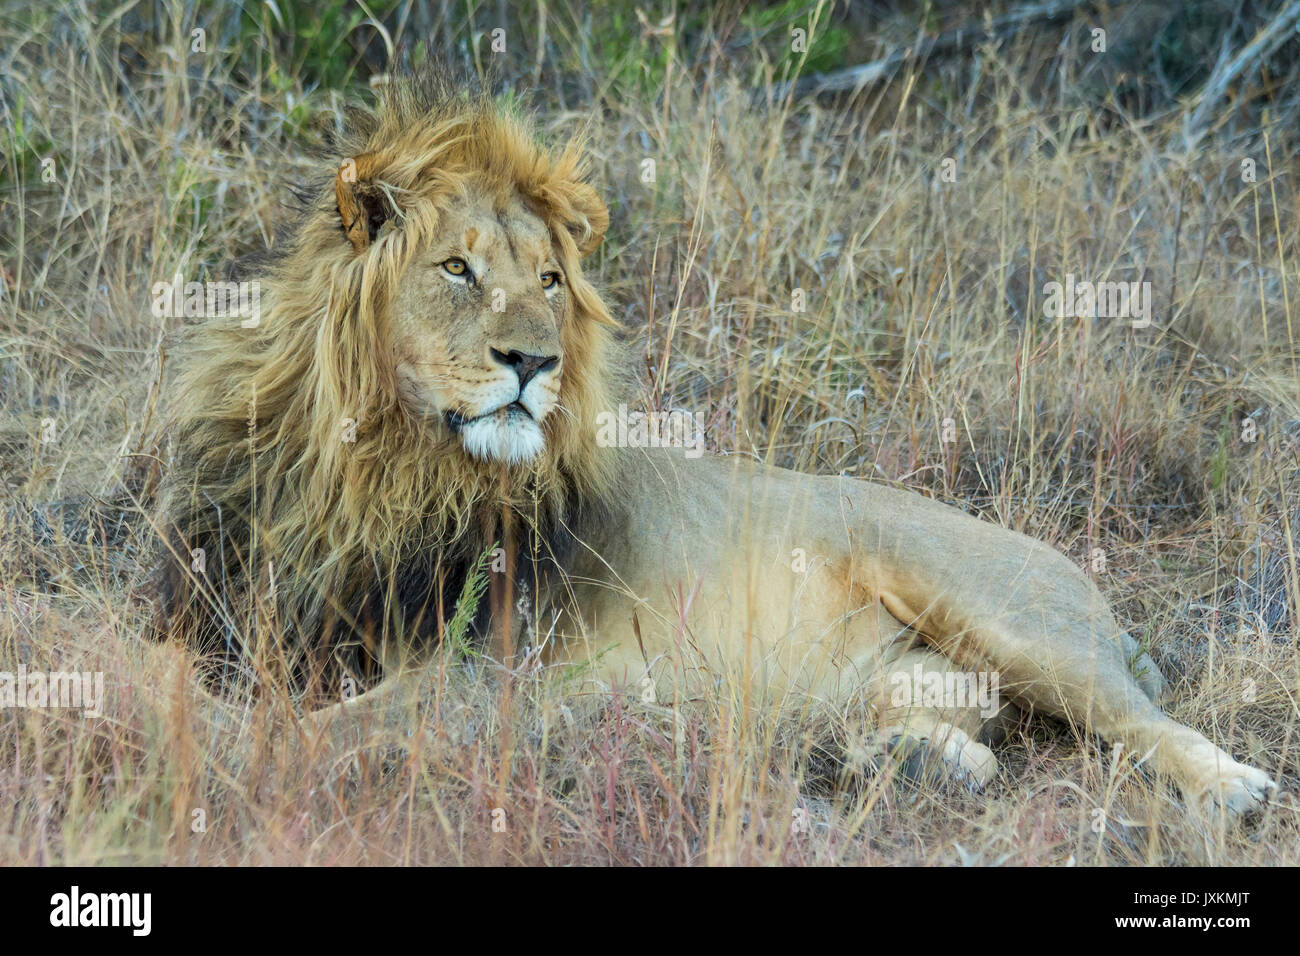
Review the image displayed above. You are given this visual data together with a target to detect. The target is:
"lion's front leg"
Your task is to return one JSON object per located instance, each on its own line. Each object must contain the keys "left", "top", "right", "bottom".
{"left": 294, "top": 664, "right": 434, "bottom": 747}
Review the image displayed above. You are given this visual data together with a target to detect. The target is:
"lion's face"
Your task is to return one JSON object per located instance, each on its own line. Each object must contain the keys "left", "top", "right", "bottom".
{"left": 389, "top": 183, "right": 569, "bottom": 465}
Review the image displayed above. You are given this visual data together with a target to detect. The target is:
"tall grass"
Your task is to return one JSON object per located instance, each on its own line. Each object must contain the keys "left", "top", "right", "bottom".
{"left": 0, "top": 1, "right": 1297, "bottom": 864}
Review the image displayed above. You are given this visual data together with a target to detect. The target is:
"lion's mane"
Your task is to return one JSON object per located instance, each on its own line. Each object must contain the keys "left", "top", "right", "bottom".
{"left": 154, "top": 73, "right": 621, "bottom": 691}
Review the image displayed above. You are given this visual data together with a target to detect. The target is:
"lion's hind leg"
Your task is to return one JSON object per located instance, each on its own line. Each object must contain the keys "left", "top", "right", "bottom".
{"left": 1120, "top": 630, "right": 1166, "bottom": 702}
{"left": 852, "top": 647, "right": 1013, "bottom": 792}
{"left": 972, "top": 608, "right": 1276, "bottom": 818}
{"left": 856, "top": 718, "right": 999, "bottom": 792}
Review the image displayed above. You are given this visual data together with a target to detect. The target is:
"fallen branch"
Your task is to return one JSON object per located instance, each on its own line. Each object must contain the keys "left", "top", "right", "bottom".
{"left": 770, "top": 0, "right": 1092, "bottom": 100}
{"left": 1183, "top": 0, "right": 1300, "bottom": 148}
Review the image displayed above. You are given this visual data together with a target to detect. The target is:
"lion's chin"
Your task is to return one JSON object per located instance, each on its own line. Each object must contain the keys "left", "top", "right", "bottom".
{"left": 455, "top": 407, "right": 546, "bottom": 465}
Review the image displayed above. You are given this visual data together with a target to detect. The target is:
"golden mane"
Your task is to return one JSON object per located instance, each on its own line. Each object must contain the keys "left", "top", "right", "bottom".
{"left": 155, "top": 73, "right": 621, "bottom": 689}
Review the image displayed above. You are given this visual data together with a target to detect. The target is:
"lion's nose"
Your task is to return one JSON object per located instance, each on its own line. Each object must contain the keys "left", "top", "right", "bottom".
{"left": 489, "top": 348, "right": 559, "bottom": 390}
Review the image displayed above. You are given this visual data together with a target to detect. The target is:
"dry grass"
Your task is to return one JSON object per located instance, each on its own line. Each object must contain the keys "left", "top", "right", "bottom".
{"left": 2, "top": 1, "right": 1299, "bottom": 865}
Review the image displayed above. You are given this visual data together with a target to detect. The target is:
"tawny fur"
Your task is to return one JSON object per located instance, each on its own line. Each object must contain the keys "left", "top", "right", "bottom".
{"left": 153, "top": 73, "right": 1277, "bottom": 820}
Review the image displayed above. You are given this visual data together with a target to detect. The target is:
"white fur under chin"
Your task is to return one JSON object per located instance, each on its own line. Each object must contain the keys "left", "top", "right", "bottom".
{"left": 458, "top": 414, "right": 546, "bottom": 465}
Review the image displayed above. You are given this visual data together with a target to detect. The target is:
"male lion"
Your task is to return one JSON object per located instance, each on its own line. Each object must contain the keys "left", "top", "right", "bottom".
{"left": 155, "top": 74, "right": 1276, "bottom": 817}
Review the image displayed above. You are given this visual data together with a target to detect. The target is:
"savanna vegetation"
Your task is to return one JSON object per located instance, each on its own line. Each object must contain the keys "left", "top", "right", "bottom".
{"left": 1, "top": 0, "right": 1298, "bottom": 864}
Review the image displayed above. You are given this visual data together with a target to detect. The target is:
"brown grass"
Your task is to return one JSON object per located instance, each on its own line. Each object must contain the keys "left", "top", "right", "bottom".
{"left": 1, "top": 2, "right": 1298, "bottom": 865}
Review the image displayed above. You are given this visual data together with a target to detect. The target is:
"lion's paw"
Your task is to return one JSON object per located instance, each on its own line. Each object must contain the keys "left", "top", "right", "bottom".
{"left": 943, "top": 736, "right": 999, "bottom": 791}
{"left": 862, "top": 725, "right": 999, "bottom": 793}
{"left": 1197, "top": 761, "right": 1277, "bottom": 819}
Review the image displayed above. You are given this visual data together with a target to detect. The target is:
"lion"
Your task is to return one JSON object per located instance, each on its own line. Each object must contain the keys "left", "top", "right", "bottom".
{"left": 154, "top": 72, "right": 1277, "bottom": 818}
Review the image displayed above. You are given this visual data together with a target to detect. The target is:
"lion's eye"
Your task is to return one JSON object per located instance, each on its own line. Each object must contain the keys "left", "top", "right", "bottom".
{"left": 540, "top": 271, "right": 561, "bottom": 289}
{"left": 443, "top": 258, "right": 471, "bottom": 278}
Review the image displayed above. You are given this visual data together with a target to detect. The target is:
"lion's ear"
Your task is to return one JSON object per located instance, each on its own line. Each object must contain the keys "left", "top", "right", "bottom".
{"left": 335, "top": 152, "right": 393, "bottom": 253}
{"left": 562, "top": 181, "right": 609, "bottom": 258}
